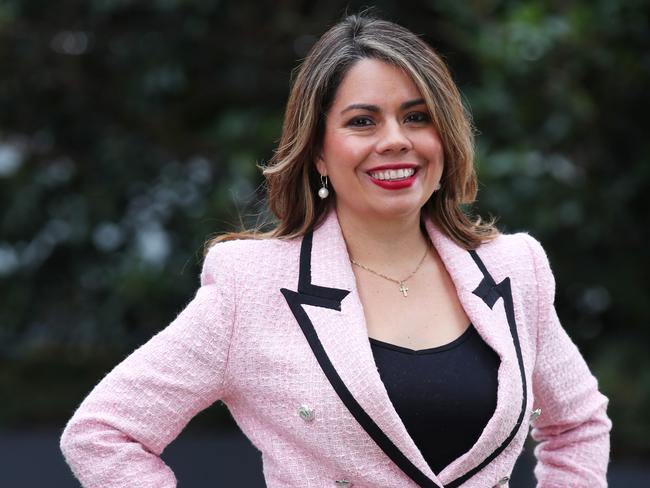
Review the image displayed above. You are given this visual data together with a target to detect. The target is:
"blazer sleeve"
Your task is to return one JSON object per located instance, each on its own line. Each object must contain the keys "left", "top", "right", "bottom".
{"left": 60, "top": 243, "right": 237, "bottom": 488}
{"left": 522, "top": 234, "right": 612, "bottom": 487}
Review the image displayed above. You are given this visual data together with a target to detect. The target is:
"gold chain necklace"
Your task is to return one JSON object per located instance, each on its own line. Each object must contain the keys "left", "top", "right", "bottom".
{"left": 350, "top": 243, "right": 429, "bottom": 297}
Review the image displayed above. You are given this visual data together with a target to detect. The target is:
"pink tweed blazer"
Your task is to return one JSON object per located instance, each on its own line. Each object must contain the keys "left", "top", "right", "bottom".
{"left": 60, "top": 209, "right": 611, "bottom": 488}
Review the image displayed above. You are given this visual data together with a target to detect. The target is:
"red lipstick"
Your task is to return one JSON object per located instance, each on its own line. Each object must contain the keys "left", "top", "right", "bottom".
{"left": 367, "top": 163, "right": 419, "bottom": 190}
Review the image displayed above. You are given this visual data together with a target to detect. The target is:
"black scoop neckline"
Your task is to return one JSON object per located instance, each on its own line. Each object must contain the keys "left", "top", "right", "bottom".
{"left": 368, "top": 324, "right": 475, "bottom": 355}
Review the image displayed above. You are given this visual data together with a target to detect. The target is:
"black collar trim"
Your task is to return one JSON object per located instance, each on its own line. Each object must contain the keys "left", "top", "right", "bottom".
{"left": 296, "top": 230, "right": 350, "bottom": 307}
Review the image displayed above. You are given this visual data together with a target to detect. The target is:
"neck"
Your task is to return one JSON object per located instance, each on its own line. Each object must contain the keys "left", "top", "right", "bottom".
{"left": 335, "top": 205, "right": 431, "bottom": 272}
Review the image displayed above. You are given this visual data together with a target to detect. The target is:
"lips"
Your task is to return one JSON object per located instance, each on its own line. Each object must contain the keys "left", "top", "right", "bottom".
{"left": 366, "top": 164, "right": 419, "bottom": 190}
{"left": 369, "top": 167, "right": 416, "bottom": 181}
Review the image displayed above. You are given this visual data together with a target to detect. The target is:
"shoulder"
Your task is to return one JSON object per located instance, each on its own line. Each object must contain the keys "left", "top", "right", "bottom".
{"left": 201, "top": 236, "right": 301, "bottom": 286}
{"left": 476, "top": 230, "right": 551, "bottom": 270}
{"left": 476, "top": 231, "right": 556, "bottom": 301}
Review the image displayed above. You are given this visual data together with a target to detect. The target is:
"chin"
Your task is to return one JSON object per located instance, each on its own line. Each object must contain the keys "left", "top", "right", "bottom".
{"left": 372, "top": 203, "right": 423, "bottom": 220}
{"left": 336, "top": 197, "right": 425, "bottom": 223}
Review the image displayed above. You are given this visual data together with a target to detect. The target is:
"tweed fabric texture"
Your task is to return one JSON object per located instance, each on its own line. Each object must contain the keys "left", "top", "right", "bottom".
{"left": 60, "top": 209, "right": 611, "bottom": 487}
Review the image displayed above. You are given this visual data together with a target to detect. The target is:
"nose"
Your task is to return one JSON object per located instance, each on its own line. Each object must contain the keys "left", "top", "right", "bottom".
{"left": 375, "top": 120, "right": 413, "bottom": 154}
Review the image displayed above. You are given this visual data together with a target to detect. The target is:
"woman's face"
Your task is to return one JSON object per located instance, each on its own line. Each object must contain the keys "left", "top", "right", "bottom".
{"left": 316, "top": 58, "right": 444, "bottom": 225}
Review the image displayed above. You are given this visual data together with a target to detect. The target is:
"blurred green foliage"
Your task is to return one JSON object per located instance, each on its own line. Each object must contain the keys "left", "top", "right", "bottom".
{"left": 1, "top": 0, "right": 648, "bottom": 461}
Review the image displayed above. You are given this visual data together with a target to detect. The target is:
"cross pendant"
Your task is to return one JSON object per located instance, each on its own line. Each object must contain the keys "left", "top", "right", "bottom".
{"left": 399, "top": 281, "right": 408, "bottom": 297}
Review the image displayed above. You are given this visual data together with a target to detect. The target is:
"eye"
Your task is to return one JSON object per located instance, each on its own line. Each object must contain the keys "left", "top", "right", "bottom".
{"left": 404, "top": 111, "right": 431, "bottom": 123}
{"left": 346, "top": 116, "right": 374, "bottom": 127}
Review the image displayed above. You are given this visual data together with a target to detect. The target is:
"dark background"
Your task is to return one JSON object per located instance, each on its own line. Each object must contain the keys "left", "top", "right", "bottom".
{"left": 1, "top": 0, "right": 648, "bottom": 485}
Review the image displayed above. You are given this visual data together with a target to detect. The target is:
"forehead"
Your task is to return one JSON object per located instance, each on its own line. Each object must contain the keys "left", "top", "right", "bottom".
{"left": 331, "top": 58, "right": 423, "bottom": 108}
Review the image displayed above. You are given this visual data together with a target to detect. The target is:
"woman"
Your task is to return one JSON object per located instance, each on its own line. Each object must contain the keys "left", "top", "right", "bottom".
{"left": 60, "top": 14, "right": 611, "bottom": 488}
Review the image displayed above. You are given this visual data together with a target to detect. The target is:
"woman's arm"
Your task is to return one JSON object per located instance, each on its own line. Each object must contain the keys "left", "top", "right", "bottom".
{"left": 522, "top": 234, "right": 612, "bottom": 487}
{"left": 60, "top": 244, "right": 237, "bottom": 488}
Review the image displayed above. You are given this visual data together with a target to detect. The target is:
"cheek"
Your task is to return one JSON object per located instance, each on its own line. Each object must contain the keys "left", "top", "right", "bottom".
{"left": 323, "top": 134, "right": 371, "bottom": 169}
{"left": 420, "top": 137, "right": 445, "bottom": 173}
{"left": 421, "top": 131, "right": 444, "bottom": 155}
{"left": 321, "top": 130, "right": 342, "bottom": 164}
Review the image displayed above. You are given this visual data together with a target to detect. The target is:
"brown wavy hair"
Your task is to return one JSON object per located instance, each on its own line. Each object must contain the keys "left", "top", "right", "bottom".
{"left": 207, "top": 13, "right": 497, "bottom": 250}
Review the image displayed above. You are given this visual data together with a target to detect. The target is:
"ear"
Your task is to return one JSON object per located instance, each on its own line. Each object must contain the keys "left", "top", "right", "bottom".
{"left": 315, "top": 156, "right": 327, "bottom": 177}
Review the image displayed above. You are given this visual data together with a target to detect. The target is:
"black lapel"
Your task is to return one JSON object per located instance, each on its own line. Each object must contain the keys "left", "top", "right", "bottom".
{"left": 295, "top": 230, "right": 350, "bottom": 306}
{"left": 443, "top": 250, "right": 528, "bottom": 488}
{"left": 280, "top": 231, "right": 441, "bottom": 488}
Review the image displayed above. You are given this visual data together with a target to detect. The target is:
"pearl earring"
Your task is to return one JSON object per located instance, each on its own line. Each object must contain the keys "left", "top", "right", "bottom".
{"left": 318, "top": 175, "right": 329, "bottom": 199}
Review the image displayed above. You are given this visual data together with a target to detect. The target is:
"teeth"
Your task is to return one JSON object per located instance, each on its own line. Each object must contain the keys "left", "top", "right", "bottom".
{"left": 369, "top": 168, "right": 415, "bottom": 181}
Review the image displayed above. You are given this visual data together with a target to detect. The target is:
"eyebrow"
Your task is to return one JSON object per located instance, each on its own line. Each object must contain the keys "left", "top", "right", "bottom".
{"left": 340, "top": 98, "right": 426, "bottom": 115}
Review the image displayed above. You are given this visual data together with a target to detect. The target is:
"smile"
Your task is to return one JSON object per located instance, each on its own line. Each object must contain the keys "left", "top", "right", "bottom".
{"left": 368, "top": 168, "right": 416, "bottom": 181}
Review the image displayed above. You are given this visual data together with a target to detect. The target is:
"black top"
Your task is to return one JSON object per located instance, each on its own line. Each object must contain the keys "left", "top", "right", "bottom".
{"left": 369, "top": 325, "right": 500, "bottom": 475}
